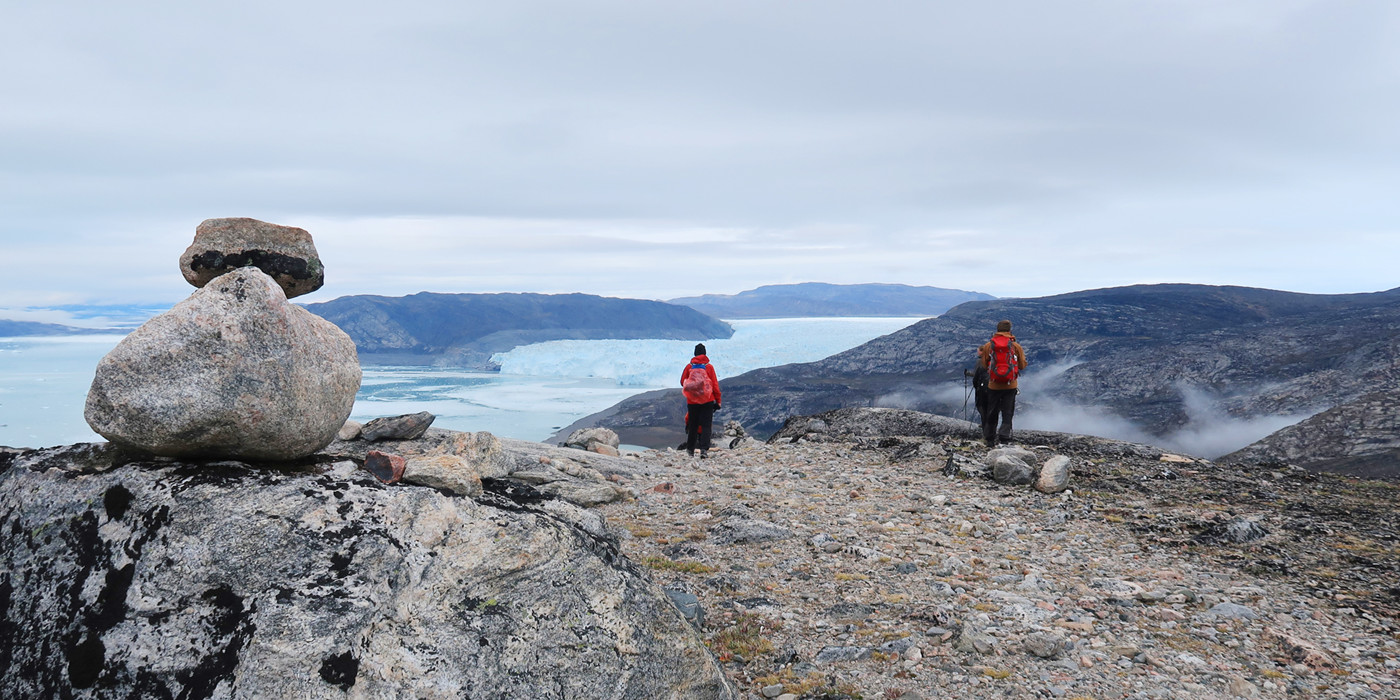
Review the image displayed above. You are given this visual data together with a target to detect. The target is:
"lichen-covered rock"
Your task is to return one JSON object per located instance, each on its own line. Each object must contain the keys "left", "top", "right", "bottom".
{"left": 179, "top": 217, "right": 325, "bottom": 298}
{"left": 0, "top": 448, "right": 737, "bottom": 699}
{"left": 84, "top": 267, "right": 360, "bottom": 460}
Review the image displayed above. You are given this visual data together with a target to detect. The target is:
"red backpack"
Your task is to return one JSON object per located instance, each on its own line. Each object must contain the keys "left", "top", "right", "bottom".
{"left": 683, "top": 363, "right": 714, "bottom": 403}
{"left": 988, "top": 335, "right": 1019, "bottom": 385}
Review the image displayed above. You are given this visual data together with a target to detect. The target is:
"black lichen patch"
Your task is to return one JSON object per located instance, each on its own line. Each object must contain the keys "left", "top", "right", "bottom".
{"left": 480, "top": 478, "right": 549, "bottom": 509}
{"left": 189, "top": 249, "right": 323, "bottom": 287}
{"left": 319, "top": 651, "right": 359, "bottom": 690}
{"left": 0, "top": 575, "right": 13, "bottom": 676}
{"left": 172, "top": 588, "right": 255, "bottom": 700}
{"left": 104, "top": 485, "right": 134, "bottom": 521}
{"left": 66, "top": 634, "right": 105, "bottom": 689}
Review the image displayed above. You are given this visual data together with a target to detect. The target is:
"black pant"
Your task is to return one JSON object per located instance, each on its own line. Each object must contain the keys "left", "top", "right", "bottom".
{"left": 686, "top": 402, "right": 716, "bottom": 453}
{"left": 982, "top": 388, "right": 1016, "bottom": 443}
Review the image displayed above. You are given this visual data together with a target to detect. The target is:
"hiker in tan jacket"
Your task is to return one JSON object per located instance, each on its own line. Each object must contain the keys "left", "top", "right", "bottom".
{"left": 977, "top": 320, "right": 1027, "bottom": 447}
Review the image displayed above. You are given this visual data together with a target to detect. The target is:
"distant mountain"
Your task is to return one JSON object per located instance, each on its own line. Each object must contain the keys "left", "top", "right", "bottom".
{"left": 0, "top": 320, "right": 126, "bottom": 337}
{"left": 667, "top": 283, "right": 993, "bottom": 318}
{"left": 568, "top": 284, "right": 1400, "bottom": 475}
{"left": 303, "top": 292, "right": 734, "bottom": 369}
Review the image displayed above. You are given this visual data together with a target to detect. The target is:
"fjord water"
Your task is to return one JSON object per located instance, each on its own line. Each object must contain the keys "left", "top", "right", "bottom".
{"left": 0, "top": 317, "right": 919, "bottom": 449}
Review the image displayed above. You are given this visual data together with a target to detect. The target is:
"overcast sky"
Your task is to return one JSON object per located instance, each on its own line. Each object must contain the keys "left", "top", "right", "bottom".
{"left": 3, "top": 0, "right": 1398, "bottom": 323}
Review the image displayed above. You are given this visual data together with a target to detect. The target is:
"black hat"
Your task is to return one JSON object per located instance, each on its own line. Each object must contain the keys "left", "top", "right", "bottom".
{"left": 694, "top": 343, "right": 707, "bottom": 356}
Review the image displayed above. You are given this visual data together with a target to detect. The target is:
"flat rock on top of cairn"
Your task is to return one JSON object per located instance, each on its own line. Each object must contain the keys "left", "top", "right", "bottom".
{"left": 85, "top": 266, "right": 361, "bottom": 460}
{"left": 180, "top": 217, "right": 325, "bottom": 298}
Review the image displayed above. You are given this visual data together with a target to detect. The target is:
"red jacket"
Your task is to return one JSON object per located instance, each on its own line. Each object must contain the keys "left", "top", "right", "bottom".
{"left": 680, "top": 354, "right": 721, "bottom": 405}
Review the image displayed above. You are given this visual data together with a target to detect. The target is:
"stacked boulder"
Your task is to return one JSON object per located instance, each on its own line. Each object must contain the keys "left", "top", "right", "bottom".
{"left": 85, "top": 218, "right": 360, "bottom": 461}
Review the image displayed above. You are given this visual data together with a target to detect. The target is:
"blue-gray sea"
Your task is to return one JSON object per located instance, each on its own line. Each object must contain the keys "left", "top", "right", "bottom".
{"left": 0, "top": 318, "right": 919, "bottom": 449}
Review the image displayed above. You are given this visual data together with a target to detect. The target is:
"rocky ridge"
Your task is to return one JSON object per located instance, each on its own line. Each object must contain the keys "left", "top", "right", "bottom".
{"left": 575, "top": 284, "right": 1400, "bottom": 474}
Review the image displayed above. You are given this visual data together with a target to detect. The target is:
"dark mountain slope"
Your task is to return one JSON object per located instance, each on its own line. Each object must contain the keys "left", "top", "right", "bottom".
{"left": 668, "top": 282, "right": 993, "bottom": 318}
{"left": 304, "top": 292, "right": 733, "bottom": 369}
{"left": 571, "top": 284, "right": 1400, "bottom": 463}
{"left": 1222, "top": 391, "right": 1400, "bottom": 479}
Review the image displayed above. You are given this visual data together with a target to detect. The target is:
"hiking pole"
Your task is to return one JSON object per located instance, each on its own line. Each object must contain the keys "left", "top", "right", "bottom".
{"left": 962, "top": 369, "right": 973, "bottom": 422}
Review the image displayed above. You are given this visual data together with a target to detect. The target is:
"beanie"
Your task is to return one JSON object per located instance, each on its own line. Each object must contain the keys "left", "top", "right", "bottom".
{"left": 694, "top": 343, "right": 707, "bottom": 356}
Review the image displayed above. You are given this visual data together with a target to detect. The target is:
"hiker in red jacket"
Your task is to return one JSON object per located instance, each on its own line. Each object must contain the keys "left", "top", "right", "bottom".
{"left": 977, "top": 320, "right": 1027, "bottom": 448}
{"left": 681, "top": 343, "right": 721, "bottom": 458}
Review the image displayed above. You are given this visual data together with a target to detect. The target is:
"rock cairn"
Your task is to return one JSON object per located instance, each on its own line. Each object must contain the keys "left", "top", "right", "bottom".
{"left": 84, "top": 219, "right": 360, "bottom": 460}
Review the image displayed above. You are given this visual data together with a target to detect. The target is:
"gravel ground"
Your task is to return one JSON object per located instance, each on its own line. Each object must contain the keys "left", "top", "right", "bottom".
{"left": 592, "top": 427, "right": 1400, "bottom": 700}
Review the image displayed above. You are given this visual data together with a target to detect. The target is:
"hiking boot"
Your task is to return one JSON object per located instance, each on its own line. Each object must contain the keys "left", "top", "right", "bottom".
{"left": 686, "top": 449, "right": 695, "bottom": 457}
{"left": 984, "top": 439, "right": 996, "bottom": 449}
{"left": 700, "top": 450, "right": 709, "bottom": 459}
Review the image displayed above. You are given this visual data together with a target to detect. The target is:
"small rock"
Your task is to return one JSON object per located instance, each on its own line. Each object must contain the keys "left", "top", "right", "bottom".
{"left": 1224, "top": 518, "right": 1269, "bottom": 543}
{"left": 179, "top": 217, "right": 325, "bottom": 298}
{"left": 589, "top": 443, "right": 620, "bottom": 457}
{"left": 1204, "top": 602, "right": 1258, "bottom": 621}
{"left": 991, "top": 455, "right": 1034, "bottom": 485}
{"left": 564, "top": 427, "right": 620, "bottom": 452}
{"left": 337, "top": 420, "right": 363, "bottom": 441}
{"left": 1024, "top": 632, "right": 1066, "bottom": 659}
{"left": 710, "top": 517, "right": 792, "bottom": 545}
{"left": 402, "top": 454, "right": 483, "bottom": 497}
{"left": 761, "top": 684, "right": 785, "bottom": 698}
{"left": 664, "top": 589, "right": 704, "bottom": 629}
{"left": 364, "top": 450, "right": 406, "bottom": 484}
{"left": 813, "top": 646, "right": 872, "bottom": 664}
{"left": 1034, "top": 455, "right": 1071, "bottom": 493}
{"left": 1227, "top": 676, "right": 1259, "bottom": 697}
{"left": 361, "top": 412, "right": 436, "bottom": 441}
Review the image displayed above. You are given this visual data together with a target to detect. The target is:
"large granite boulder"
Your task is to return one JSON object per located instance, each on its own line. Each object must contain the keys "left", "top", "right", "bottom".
{"left": 0, "top": 445, "right": 737, "bottom": 699}
{"left": 180, "top": 217, "right": 325, "bottom": 299}
{"left": 85, "top": 267, "right": 360, "bottom": 460}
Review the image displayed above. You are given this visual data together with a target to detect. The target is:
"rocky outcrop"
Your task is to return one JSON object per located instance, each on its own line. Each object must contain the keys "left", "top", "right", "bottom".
{"left": 84, "top": 267, "right": 360, "bottom": 460}
{"left": 0, "top": 444, "right": 737, "bottom": 699}
{"left": 321, "top": 427, "right": 642, "bottom": 508}
{"left": 1222, "top": 390, "right": 1400, "bottom": 478}
{"left": 179, "top": 217, "right": 325, "bottom": 299}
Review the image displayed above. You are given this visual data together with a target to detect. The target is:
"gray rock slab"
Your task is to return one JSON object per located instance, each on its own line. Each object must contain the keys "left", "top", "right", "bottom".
{"left": 84, "top": 267, "right": 360, "bottom": 460}
{"left": 813, "top": 646, "right": 872, "bottom": 664}
{"left": 709, "top": 517, "right": 792, "bottom": 545}
{"left": 361, "top": 411, "right": 436, "bottom": 442}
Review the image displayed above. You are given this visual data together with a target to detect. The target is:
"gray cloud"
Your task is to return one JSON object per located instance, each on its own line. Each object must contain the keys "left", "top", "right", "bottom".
{"left": 3, "top": 1, "right": 1399, "bottom": 306}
